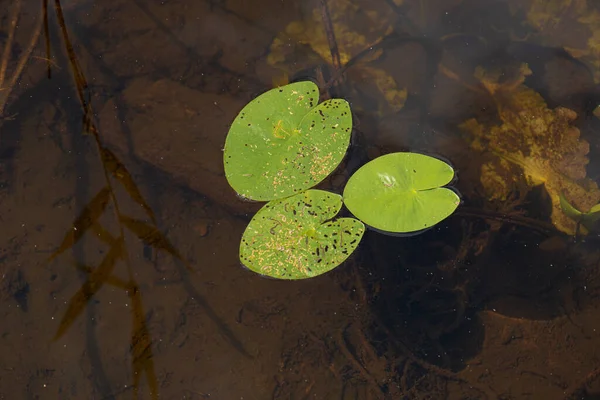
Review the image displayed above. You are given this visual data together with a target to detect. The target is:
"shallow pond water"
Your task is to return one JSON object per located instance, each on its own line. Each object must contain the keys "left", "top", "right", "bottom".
{"left": 2, "top": 0, "right": 600, "bottom": 399}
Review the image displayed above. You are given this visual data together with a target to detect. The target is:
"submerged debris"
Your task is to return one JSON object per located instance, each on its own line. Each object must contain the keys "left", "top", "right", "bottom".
{"left": 459, "top": 63, "right": 600, "bottom": 234}
{"left": 508, "top": 0, "right": 600, "bottom": 82}
{"left": 267, "top": 0, "right": 407, "bottom": 114}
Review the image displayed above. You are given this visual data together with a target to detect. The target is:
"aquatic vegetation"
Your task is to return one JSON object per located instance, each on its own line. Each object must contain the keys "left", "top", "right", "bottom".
{"left": 0, "top": 0, "right": 43, "bottom": 123}
{"left": 224, "top": 81, "right": 352, "bottom": 201}
{"left": 267, "top": 0, "right": 407, "bottom": 114}
{"left": 224, "top": 81, "right": 459, "bottom": 279}
{"left": 507, "top": 0, "right": 600, "bottom": 82}
{"left": 44, "top": 1, "right": 241, "bottom": 397}
{"left": 9, "top": 0, "right": 600, "bottom": 398}
{"left": 560, "top": 193, "right": 600, "bottom": 234}
{"left": 240, "top": 190, "right": 365, "bottom": 279}
{"left": 459, "top": 63, "right": 600, "bottom": 235}
{"left": 343, "top": 152, "right": 460, "bottom": 234}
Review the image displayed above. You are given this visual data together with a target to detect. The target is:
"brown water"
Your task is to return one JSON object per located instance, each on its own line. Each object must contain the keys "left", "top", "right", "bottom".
{"left": 2, "top": 0, "right": 600, "bottom": 399}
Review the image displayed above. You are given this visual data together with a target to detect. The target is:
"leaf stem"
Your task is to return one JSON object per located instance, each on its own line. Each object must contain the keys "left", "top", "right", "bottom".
{"left": 455, "top": 206, "right": 558, "bottom": 235}
{"left": 318, "top": 0, "right": 344, "bottom": 89}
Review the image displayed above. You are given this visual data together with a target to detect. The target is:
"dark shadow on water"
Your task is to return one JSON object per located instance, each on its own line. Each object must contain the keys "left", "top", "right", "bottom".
{"left": 358, "top": 195, "right": 596, "bottom": 371}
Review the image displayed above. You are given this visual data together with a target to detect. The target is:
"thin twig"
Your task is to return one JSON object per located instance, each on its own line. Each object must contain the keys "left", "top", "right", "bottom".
{"left": 319, "top": 33, "right": 414, "bottom": 94}
{"left": 455, "top": 207, "right": 558, "bottom": 235}
{"left": 4, "top": 18, "right": 43, "bottom": 102}
{"left": 43, "top": 0, "right": 52, "bottom": 78}
{"left": 564, "top": 367, "right": 600, "bottom": 399}
{"left": 0, "top": 0, "right": 43, "bottom": 118}
{"left": 0, "top": 0, "right": 20, "bottom": 86}
{"left": 318, "top": 0, "right": 344, "bottom": 88}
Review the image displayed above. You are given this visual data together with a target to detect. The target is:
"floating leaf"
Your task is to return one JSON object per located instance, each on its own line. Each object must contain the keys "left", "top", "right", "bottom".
{"left": 100, "top": 147, "right": 157, "bottom": 224}
{"left": 119, "top": 215, "right": 192, "bottom": 271}
{"left": 223, "top": 81, "right": 352, "bottom": 201}
{"left": 560, "top": 193, "right": 600, "bottom": 233}
{"left": 129, "top": 284, "right": 159, "bottom": 400}
{"left": 53, "top": 237, "right": 124, "bottom": 340}
{"left": 240, "top": 189, "right": 365, "bottom": 279}
{"left": 343, "top": 152, "right": 460, "bottom": 234}
{"left": 560, "top": 192, "right": 583, "bottom": 221}
{"left": 48, "top": 186, "right": 111, "bottom": 262}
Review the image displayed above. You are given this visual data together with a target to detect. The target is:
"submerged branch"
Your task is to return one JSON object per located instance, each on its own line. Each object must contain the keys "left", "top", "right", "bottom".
{"left": 0, "top": 0, "right": 44, "bottom": 120}
{"left": 318, "top": 0, "right": 344, "bottom": 90}
{"left": 456, "top": 207, "right": 558, "bottom": 235}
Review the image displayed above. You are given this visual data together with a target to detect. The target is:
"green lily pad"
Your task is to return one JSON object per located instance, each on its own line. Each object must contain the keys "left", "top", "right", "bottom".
{"left": 342, "top": 152, "right": 460, "bottom": 233}
{"left": 560, "top": 193, "right": 600, "bottom": 232}
{"left": 559, "top": 193, "right": 583, "bottom": 221}
{"left": 239, "top": 189, "right": 365, "bottom": 280}
{"left": 223, "top": 81, "right": 352, "bottom": 201}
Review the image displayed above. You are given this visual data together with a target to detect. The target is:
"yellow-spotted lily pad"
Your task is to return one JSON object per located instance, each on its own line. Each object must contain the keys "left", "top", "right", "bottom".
{"left": 343, "top": 152, "right": 460, "bottom": 234}
{"left": 240, "top": 189, "right": 365, "bottom": 279}
{"left": 223, "top": 81, "right": 352, "bottom": 201}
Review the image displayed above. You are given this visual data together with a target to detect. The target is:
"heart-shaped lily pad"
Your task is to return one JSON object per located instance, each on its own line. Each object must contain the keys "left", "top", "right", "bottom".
{"left": 342, "top": 152, "right": 460, "bottom": 233}
{"left": 239, "top": 189, "right": 365, "bottom": 280}
{"left": 223, "top": 81, "right": 352, "bottom": 201}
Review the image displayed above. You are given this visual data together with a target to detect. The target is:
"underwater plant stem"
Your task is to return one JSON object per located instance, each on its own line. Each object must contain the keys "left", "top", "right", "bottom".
{"left": 0, "top": 0, "right": 20, "bottom": 87}
{"left": 53, "top": 0, "right": 250, "bottom": 382}
{"left": 43, "top": 0, "right": 52, "bottom": 78}
{"left": 456, "top": 207, "right": 558, "bottom": 235}
{"left": 53, "top": 0, "right": 88, "bottom": 114}
{"left": 3, "top": 16, "right": 43, "bottom": 106}
{"left": 53, "top": 3, "right": 159, "bottom": 397}
{"left": 0, "top": 0, "right": 43, "bottom": 118}
{"left": 53, "top": 0, "right": 137, "bottom": 284}
{"left": 319, "top": 0, "right": 343, "bottom": 87}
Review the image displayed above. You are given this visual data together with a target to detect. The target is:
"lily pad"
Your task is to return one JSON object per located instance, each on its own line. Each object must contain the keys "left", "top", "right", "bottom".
{"left": 560, "top": 193, "right": 600, "bottom": 233}
{"left": 223, "top": 81, "right": 352, "bottom": 201}
{"left": 239, "top": 189, "right": 365, "bottom": 280}
{"left": 559, "top": 192, "right": 583, "bottom": 221}
{"left": 342, "top": 152, "right": 460, "bottom": 234}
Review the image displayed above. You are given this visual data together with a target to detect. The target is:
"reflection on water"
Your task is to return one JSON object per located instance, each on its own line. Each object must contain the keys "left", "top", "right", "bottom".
{"left": 2, "top": 0, "right": 600, "bottom": 398}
